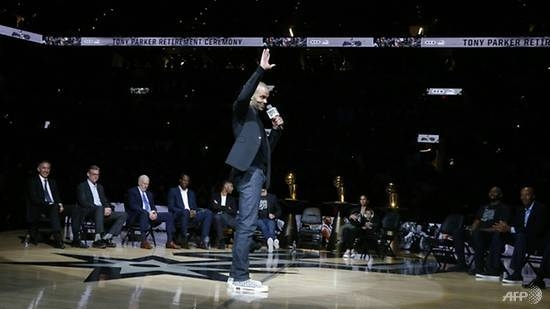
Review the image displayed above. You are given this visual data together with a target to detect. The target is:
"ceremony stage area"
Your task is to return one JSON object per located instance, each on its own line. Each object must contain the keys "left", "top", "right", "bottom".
{"left": 0, "top": 229, "right": 547, "bottom": 308}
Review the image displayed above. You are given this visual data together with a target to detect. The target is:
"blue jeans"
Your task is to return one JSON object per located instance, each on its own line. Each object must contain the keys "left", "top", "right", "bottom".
{"left": 231, "top": 167, "right": 265, "bottom": 281}
{"left": 257, "top": 218, "right": 276, "bottom": 240}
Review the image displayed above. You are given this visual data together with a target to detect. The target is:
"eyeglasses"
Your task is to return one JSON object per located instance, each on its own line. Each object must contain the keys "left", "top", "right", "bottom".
{"left": 90, "top": 172, "right": 100, "bottom": 176}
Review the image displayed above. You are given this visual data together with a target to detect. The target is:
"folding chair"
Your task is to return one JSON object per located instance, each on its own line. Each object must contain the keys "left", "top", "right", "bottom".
{"left": 525, "top": 250, "right": 544, "bottom": 277}
{"left": 121, "top": 221, "right": 157, "bottom": 247}
{"left": 422, "top": 213, "right": 468, "bottom": 270}
{"left": 80, "top": 218, "right": 98, "bottom": 246}
{"left": 378, "top": 211, "right": 401, "bottom": 257}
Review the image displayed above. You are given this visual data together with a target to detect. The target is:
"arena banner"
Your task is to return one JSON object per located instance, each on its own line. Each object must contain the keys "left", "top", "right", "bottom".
{"left": 306, "top": 37, "right": 374, "bottom": 47}
{"left": 0, "top": 24, "right": 43, "bottom": 44}
{"left": 77, "top": 37, "right": 263, "bottom": 47}
{"left": 3, "top": 24, "right": 550, "bottom": 49}
{"left": 421, "top": 37, "right": 550, "bottom": 48}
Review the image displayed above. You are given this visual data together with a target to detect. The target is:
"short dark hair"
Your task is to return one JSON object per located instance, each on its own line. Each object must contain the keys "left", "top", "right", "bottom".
{"left": 88, "top": 165, "right": 100, "bottom": 172}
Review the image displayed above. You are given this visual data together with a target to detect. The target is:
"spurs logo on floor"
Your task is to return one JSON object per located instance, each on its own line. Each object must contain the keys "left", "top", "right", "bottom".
{"left": 3, "top": 251, "right": 429, "bottom": 282}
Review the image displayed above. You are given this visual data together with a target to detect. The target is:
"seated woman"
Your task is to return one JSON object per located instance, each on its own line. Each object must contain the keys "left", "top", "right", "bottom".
{"left": 341, "top": 195, "right": 378, "bottom": 258}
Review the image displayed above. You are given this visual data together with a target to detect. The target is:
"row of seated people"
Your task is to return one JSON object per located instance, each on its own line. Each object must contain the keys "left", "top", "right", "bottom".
{"left": 128, "top": 176, "right": 282, "bottom": 251}
{"left": 24, "top": 161, "right": 127, "bottom": 249}
{"left": 440, "top": 185, "right": 550, "bottom": 289}
{"left": 25, "top": 161, "right": 284, "bottom": 251}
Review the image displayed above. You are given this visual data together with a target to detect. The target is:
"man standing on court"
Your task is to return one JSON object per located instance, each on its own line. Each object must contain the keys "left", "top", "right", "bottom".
{"left": 225, "top": 48, "right": 284, "bottom": 292}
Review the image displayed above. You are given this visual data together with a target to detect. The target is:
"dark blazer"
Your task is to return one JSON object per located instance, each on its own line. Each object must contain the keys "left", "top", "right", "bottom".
{"left": 26, "top": 175, "right": 62, "bottom": 221}
{"left": 126, "top": 186, "right": 158, "bottom": 222}
{"left": 167, "top": 186, "right": 199, "bottom": 213}
{"left": 512, "top": 202, "right": 549, "bottom": 242}
{"left": 225, "top": 66, "right": 282, "bottom": 188}
{"left": 210, "top": 192, "right": 238, "bottom": 216}
{"left": 76, "top": 180, "right": 112, "bottom": 210}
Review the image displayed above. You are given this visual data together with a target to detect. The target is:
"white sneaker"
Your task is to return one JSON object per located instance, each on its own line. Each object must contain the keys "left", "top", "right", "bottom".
{"left": 227, "top": 277, "right": 234, "bottom": 285}
{"left": 227, "top": 289, "right": 268, "bottom": 302}
{"left": 273, "top": 239, "right": 279, "bottom": 250}
{"left": 267, "top": 238, "right": 274, "bottom": 253}
{"left": 228, "top": 279, "right": 269, "bottom": 293}
{"left": 343, "top": 249, "right": 351, "bottom": 258}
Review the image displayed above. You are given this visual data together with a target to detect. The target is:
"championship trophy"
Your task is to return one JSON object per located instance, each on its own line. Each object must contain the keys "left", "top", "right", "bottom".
{"left": 333, "top": 176, "right": 345, "bottom": 203}
{"left": 285, "top": 172, "right": 297, "bottom": 200}
{"left": 386, "top": 182, "right": 399, "bottom": 209}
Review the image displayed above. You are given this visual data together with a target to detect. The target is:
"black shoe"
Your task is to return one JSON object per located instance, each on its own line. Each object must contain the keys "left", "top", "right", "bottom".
{"left": 469, "top": 267, "right": 482, "bottom": 276}
{"left": 217, "top": 242, "right": 226, "bottom": 249}
{"left": 92, "top": 240, "right": 107, "bottom": 249}
{"left": 71, "top": 240, "right": 89, "bottom": 248}
{"left": 523, "top": 278, "right": 546, "bottom": 289}
{"left": 502, "top": 273, "right": 523, "bottom": 284}
{"left": 104, "top": 239, "right": 116, "bottom": 248}
{"left": 54, "top": 241, "right": 65, "bottom": 249}
{"left": 475, "top": 271, "right": 501, "bottom": 281}
{"left": 177, "top": 238, "right": 190, "bottom": 249}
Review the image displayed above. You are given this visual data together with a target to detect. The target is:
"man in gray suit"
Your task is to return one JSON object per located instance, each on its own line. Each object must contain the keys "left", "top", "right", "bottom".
{"left": 225, "top": 48, "right": 284, "bottom": 292}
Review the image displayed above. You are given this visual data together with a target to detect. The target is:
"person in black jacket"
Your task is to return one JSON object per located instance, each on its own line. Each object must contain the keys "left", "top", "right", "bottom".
{"left": 225, "top": 48, "right": 283, "bottom": 292}
{"left": 257, "top": 188, "right": 281, "bottom": 252}
{"left": 210, "top": 180, "right": 238, "bottom": 249}
{"left": 25, "top": 160, "right": 65, "bottom": 248}
{"left": 469, "top": 186, "right": 511, "bottom": 275}
{"left": 72, "top": 165, "right": 127, "bottom": 248}
{"left": 341, "top": 195, "right": 379, "bottom": 258}
{"left": 492, "top": 186, "right": 549, "bottom": 284}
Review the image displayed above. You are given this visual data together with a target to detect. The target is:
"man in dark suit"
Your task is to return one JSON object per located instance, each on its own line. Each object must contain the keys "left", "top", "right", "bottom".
{"left": 225, "top": 48, "right": 283, "bottom": 292}
{"left": 492, "top": 186, "right": 549, "bottom": 284}
{"left": 72, "top": 165, "right": 127, "bottom": 248}
{"left": 210, "top": 180, "right": 238, "bottom": 249}
{"left": 167, "top": 173, "right": 213, "bottom": 249}
{"left": 25, "top": 160, "right": 65, "bottom": 248}
{"left": 126, "top": 175, "right": 180, "bottom": 249}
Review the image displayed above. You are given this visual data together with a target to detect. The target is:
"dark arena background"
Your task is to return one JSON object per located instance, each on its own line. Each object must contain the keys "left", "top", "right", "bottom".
{"left": 0, "top": 1, "right": 549, "bottom": 308}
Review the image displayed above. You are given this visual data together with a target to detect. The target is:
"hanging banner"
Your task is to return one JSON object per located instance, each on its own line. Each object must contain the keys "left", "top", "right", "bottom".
{"left": 3, "top": 24, "right": 550, "bottom": 49}
{"left": 0, "top": 24, "right": 43, "bottom": 44}
{"left": 78, "top": 37, "right": 263, "bottom": 47}
{"left": 421, "top": 37, "right": 550, "bottom": 48}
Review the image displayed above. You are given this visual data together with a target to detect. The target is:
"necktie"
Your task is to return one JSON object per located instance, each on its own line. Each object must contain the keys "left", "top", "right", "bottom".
{"left": 142, "top": 191, "right": 151, "bottom": 212}
{"left": 524, "top": 207, "right": 531, "bottom": 227}
{"left": 44, "top": 179, "right": 53, "bottom": 204}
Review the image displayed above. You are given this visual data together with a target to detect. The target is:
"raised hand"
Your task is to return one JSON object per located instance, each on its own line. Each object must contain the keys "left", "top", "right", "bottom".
{"left": 260, "top": 48, "right": 276, "bottom": 70}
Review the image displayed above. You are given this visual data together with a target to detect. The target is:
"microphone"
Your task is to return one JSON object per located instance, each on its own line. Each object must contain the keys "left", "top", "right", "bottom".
{"left": 266, "top": 104, "right": 283, "bottom": 130}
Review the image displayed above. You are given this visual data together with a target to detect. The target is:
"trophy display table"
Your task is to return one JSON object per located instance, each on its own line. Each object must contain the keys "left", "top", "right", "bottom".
{"left": 278, "top": 198, "right": 311, "bottom": 249}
